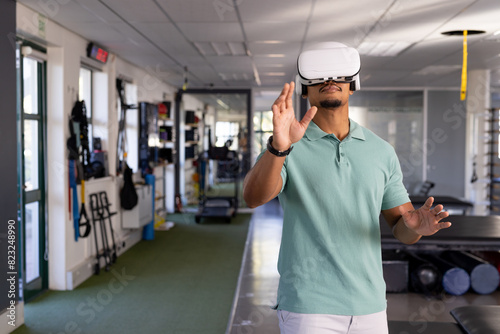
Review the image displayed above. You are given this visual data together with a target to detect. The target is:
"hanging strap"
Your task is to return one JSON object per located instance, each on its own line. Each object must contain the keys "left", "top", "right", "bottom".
{"left": 460, "top": 30, "right": 468, "bottom": 101}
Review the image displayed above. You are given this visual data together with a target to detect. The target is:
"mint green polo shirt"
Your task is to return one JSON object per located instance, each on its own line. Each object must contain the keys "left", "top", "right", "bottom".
{"left": 267, "top": 119, "right": 409, "bottom": 316}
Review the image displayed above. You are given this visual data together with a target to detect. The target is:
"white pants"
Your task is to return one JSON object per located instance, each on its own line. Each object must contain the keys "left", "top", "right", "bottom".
{"left": 277, "top": 309, "right": 388, "bottom": 334}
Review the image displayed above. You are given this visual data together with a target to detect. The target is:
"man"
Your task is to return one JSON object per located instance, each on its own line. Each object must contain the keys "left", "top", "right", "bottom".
{"left": 242, "top": 42, "right": 451, "bottom": 334}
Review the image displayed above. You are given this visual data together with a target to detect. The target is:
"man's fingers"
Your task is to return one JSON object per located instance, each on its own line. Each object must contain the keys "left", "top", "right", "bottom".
{"left": 299, "top": 106, "right": 317, "bottom": 128}
{"left": 432, "top": 204, "right": 444, "bottom": 215}
{"left": 436, "top": 210, "right": 449, "bottom": 220}
{"left": 423, "top": 196, "right": 434, "bottom": 210}
{"left": 436, "top": 221, "right": 452, "bottom": 230}
{"left": 285, "top": 82, "right": 295, "bottom": 110}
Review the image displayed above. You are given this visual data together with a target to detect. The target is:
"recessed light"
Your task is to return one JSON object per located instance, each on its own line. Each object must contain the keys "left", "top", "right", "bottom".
{"left": 441, "top": 30, "right": 486, "bottom": 36}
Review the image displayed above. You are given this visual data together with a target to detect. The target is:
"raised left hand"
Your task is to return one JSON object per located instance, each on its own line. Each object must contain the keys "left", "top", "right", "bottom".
{"left": 398, "top": 197, "right": 451, "bottom": 236}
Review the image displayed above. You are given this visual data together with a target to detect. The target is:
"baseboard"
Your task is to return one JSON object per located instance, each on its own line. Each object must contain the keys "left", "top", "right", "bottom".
{"left": 66, "top": 230, "right": 142, "bottom": 290}
{"left": 0, "top": 302, "right": 24, "bottom": 333}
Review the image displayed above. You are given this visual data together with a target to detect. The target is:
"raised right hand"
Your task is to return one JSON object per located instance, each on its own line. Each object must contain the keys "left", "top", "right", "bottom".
{"left": 271, "top": 81, "right": 317, "bottom": 151}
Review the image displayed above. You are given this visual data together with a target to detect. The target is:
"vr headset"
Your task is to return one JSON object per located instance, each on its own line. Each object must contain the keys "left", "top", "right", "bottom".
{"left": 296, "top": 42, "right": 361, "bottom": 95}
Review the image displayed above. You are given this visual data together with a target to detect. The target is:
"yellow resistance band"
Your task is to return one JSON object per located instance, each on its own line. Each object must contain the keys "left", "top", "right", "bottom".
{"left": 461, "top": 30, "right": 468, "bottom": 101}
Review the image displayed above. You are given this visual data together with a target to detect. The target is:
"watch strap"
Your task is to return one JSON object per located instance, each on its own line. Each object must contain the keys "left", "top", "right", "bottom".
{"left": 267, "top": 136, "right": 293, "bottom": 157}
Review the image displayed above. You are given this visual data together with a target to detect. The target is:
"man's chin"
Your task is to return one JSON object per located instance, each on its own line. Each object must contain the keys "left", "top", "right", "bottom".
{"left": 320, "top": 100, "right": 342, "bottom": 109}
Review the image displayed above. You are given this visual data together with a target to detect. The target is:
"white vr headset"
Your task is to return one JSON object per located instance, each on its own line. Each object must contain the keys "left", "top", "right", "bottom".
{"left": 296, "top": 42, "right": 361, "bottom": 95}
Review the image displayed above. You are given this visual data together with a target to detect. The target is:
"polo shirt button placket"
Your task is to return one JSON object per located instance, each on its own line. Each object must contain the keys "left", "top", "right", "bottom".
{"left": 338, "top": 143, "right": 342, "bottom": 163}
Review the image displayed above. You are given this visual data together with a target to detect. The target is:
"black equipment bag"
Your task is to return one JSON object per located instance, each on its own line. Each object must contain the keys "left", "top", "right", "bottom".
{"left": 120, "top": 163, "right": 138, "bottom": 210}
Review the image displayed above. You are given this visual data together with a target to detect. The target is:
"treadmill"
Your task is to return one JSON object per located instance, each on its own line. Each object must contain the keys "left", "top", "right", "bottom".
{"left": 195, "top": 143, "right": 239, "bottom": 224}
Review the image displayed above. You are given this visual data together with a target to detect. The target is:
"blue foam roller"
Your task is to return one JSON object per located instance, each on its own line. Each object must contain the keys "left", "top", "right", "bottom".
{"left": 444, "top": 251, "right": 500, "bottom": 295}
{"left": 470, "top": 263, "right": 500, "bottom": 295}
{"left": 442, "top": 267, "right": 470, "bottom": 296}
{"left": 420, "top": 252, "right": 471, "bottom": 296}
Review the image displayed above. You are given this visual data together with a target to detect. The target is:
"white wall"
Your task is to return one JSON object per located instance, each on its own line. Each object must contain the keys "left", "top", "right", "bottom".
{"left": 16, "top": 3, "right": 197, "bottom": 291}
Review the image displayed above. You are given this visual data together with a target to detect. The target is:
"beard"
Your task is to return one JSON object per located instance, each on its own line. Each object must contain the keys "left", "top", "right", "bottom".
{"left": 320, "top": 99, "right": 342, "bottom": 109}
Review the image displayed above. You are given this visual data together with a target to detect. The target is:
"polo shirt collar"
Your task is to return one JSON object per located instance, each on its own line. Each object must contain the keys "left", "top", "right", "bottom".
{"left": 305, "top": 118, "right": 366, "bottom": 141}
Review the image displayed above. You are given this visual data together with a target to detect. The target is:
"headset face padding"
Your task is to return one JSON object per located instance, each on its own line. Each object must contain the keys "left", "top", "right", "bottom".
{"left": 296, "top": 74, "right": 360, "bottom": 97}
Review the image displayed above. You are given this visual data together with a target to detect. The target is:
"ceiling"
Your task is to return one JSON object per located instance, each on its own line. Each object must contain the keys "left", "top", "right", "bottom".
{"left": 18, "top": 0, "right": 500, "bottom": 97}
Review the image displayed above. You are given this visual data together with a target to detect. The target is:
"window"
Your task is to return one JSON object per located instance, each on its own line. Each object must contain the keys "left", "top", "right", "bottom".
{"left": 349, "top": 90, "right": 424, "bottom": 190}
{"left": 215, "top": 121, "right": 239, "bottom": 150}
{"left": 253, "top": 111, "right": 273, "bottom": 156}
{"left": 116, "top": 81, "right": 138, "bottom": 172}
{"left": 79, "top": 67, "right": 93, "bottom": 151}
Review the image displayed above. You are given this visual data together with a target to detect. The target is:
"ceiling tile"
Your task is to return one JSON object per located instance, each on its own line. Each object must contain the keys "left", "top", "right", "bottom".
{"left": 98, "top": 0, "right": 167, "bottom": 23}
{"left": 176, "top": 22, "right": 244, "bottom": 42}
{"left": 312, "top": 0, "right": 393, "bottom": 23}
{"left": 155, "top": 0, "right": 239, "bottom": 22}
{"left": 244, "top": 22, "right": 306, "bottom": 42}
{"left": 238, "top": 0, "right": 313, "bottom": 22}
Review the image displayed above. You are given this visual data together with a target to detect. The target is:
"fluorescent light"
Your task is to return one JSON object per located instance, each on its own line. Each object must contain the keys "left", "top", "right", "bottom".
{"left": 254, "top": 40, "right": 285, "bottom": 44}
{"left": 263, "top": 72, "right": 286, "bottom": 76}
{"left": 259, "top": 54, "right": 285, "bottom": 58}
{"left": 216, "top": 98, "right": 230, "bottom": 110}
{"left": 358, "top": 41, "right": 410, "bottom": 56}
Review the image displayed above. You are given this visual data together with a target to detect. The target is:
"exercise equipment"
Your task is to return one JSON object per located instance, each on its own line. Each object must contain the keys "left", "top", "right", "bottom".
{"left": 77, "top": 180, "right": 91, "bottom": 239}
{"left": 195, "top": 142, "right": 239, "bottom": 224}
{"left": 442, "top": 251, "right": 499, "bottom": 294}
{"left": 451, "top": 305, "right": 500, "bottom": 334}
{"left": 90, "top": 191, "right": 118, "bottom": 274}
{"left": 418, "top": 252, "right": 470, "bottom": 296}
{"left": 116, "top": 78, "right": 137, "bottom": 175}
{"left": 380, "top": 215, "right": 500, "bottom": 250}
{"left": 69, "top": 159, "right": 80, "bottom": 241}
{"left": 404, "top": 251, "right": 441, "bottom": 296}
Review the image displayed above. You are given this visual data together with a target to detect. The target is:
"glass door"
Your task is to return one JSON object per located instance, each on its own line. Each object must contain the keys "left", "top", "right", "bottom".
{"left": 19, "top": 49, "right": 48, "bottom": 301}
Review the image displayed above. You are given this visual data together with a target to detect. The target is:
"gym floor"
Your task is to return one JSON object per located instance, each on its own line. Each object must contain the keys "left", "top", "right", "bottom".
{"left": 227, "top": 199, "right": 500, "bottom": 334}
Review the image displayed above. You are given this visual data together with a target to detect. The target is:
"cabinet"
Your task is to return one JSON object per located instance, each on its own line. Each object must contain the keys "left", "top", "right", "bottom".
{"left": 121, "top": 184, "right": 153, "bottom": 229}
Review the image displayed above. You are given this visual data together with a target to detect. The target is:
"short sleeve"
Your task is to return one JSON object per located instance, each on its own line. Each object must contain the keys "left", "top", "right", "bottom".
{"left": 255, "top": 150, "right": 287, "bottom": 195}
{"left": 381, "top": 149, "right": 410, "bottom": 210}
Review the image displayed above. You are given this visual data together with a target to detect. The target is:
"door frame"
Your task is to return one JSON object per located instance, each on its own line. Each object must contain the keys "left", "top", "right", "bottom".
{"left": 17, "top": 40, "right": 49, "bottom": 301}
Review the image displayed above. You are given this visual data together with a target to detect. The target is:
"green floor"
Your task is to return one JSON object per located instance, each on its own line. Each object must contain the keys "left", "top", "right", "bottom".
{"left": 14, "top": 213, "right": 251, "bottom": 334}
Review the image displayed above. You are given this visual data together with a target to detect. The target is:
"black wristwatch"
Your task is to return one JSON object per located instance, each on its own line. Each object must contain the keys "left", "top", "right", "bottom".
{"left": 267, "top": 136, "right": 293, "bottom": 157}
